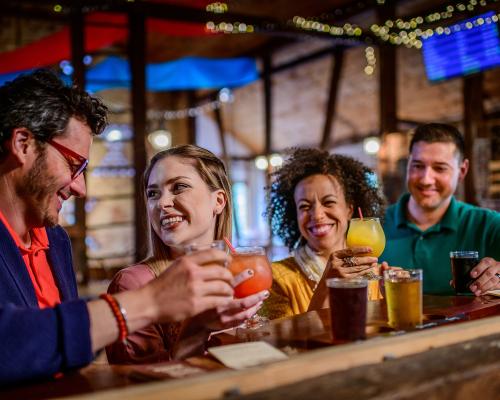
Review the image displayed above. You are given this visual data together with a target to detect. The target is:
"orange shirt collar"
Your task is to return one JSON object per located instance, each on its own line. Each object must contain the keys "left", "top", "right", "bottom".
{"left": 0, "top": 209, "right": 49, "bottom": 253}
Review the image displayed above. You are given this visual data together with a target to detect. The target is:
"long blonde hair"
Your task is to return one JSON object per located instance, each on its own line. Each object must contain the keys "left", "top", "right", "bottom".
{"left": 141, "top": 144, "right": 232, "bottom": 276}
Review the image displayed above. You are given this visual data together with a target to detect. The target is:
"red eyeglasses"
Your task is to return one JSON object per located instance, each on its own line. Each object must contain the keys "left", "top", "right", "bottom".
{"left": 46, "top": 139, "right": 89, "bottom": 180}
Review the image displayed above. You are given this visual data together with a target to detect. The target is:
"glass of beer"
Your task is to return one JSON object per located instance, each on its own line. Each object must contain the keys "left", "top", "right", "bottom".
{"left": 327, "top": 278, "right": 368, "bottom": 341}
{"left": 346, "top": 217, "right": 386, "bottom": 257}
{"left": 450, "top": 251, "right": 479, "bottom": 295}
{"left": 383, "top": 269, "right": 423, "bottom": 330}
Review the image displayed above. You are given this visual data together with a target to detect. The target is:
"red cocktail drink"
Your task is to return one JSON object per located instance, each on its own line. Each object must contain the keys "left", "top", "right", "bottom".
{"left": 229, "top": 247, "right": 273, "bottom": 298}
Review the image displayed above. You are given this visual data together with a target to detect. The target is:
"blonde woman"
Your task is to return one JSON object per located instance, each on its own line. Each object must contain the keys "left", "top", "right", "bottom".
{"left": 106, "top": 145, "right": 268, "bottom": 364}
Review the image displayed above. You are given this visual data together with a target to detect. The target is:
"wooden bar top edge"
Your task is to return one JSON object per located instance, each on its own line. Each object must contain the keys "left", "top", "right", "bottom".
{"left": 57, "top": 315, "right": 500, "bottom": 400}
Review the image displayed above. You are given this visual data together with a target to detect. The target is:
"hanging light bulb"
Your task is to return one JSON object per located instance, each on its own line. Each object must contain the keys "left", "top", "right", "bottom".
{"left": 363, "top": 136, "right": 381, "bottom": 154}
{"left": 148, "top": 129, "right": 172, "bottom": 150}
{"left": 105, "top": 129, "right": 123, "bottom": 142}
{"left": 269, "top": 153, "right": 283, "bottom": 168}
{"left": 255, "top": 156, "right": 269, "bottom": 170}
{"left": 218, "top": 88, "right": 234, "bottom": 103}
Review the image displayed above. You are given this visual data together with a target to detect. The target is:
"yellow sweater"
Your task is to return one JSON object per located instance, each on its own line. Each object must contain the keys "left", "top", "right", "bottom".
{"left": 261, "top": 257, "right": 383, "bottom": 320}
{"left": 261, "top": 257, "right": 315, "bottom": 320}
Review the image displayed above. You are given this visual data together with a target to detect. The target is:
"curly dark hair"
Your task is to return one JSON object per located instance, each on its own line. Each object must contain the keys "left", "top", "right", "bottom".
{"left": 266, "top": 147, "right": 386, "bottom": 251}
{"left": 0, "top": 69, "right": 108, "bottom": 159}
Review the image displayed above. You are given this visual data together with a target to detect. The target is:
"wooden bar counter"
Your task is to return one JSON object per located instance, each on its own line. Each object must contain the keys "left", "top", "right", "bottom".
{"left": 2, "top": 295, "right": 500, "bottom": 400}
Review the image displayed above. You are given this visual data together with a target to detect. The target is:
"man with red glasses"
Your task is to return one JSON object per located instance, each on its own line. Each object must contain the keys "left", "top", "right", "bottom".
{"left": 0, "top": 70, "right": 238, "bottom": 384}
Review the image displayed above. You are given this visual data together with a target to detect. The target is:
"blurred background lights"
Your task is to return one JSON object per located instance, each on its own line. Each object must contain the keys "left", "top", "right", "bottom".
{"left": 269, "top": 153, "right": 283, "bottom": 168}
{"left": 363, "top": 136, "right": 381, "bottom": 154}
{"left": 148, "top": 129, "right": 172, "bottom": 150}
{"left": 255, "top": 156, "right": 269, "bottom": 170}
{"left": 83, "top": 55, "right": 93, "bottom": 65}
{"left": 105, "top": 129, "right": 123, "bottom": 142}
{"left": 218, "top": 87, "right": 234, "bottom": 103}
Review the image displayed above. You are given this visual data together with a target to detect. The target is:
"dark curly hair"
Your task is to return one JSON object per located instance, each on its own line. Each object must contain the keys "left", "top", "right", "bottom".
{"left": 0, "top": 69, "right": 108, "bottom": 159}
{"left": 266, "top": 148, "right": 386, "bottom": 251}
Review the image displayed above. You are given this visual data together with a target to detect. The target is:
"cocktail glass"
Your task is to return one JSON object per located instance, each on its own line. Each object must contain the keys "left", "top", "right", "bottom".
{"left": 346, "top": 217, "right": 386, "bottom": 257}
{"left": 228, "top": 246, "right": 273, "bottom": 329}
{"left": 346, "top": 217, "right": 386, "bottom": 298}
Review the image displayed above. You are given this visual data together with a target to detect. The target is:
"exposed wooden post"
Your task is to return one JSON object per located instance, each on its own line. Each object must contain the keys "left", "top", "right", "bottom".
{"left": 128, "top": 3, "right": 148, "bottom": 262}
{"left": 463, "top": 73, "right": 484, "bottom": 205}
{"left": 263, "top": 53, "right": 272, "bottom": 156}
{"left": 213, "top": 106, "right": 229, "bottom": 167}
{"left": 69, "top": 1, "right": 88, "bottom": 284}
{"left": 377, "top": 3, "right": 397, "bottom": 135}
{"left": 262, "top": 52, "right": 274, "bottom": 252}
{"left": 320, "top": 47, "right": 344, "bottom": 150}
{"left": 213, "top": 105, "right": 240, "bottom": 241}
{"left": 187, "top": 91, "right": 197, "bottom": 145}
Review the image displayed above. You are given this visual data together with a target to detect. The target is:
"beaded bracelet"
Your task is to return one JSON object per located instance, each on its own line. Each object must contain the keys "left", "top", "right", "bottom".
{"left": 99, "top": 293, "right": 129, "bottom": 344}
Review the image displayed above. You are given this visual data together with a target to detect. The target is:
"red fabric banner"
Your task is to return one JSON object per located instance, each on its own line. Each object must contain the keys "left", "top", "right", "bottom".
{"left": 0, "top": 11, "right": 211, "bottom": 74}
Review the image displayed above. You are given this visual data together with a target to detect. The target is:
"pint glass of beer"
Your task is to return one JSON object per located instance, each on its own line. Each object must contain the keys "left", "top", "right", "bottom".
{"left": 383, "top": 269, "right": 423, "bottom": 330}
{"left": 450, "top": 251, "right": 479, "bottom": 295}
{"left": 327, "top": 278, "right": 368, "bottom": 341}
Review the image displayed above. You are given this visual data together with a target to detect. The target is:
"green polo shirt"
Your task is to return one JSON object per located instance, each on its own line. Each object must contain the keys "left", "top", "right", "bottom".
{"left": 380, "top": 193, "right": 500, "bottom": 295}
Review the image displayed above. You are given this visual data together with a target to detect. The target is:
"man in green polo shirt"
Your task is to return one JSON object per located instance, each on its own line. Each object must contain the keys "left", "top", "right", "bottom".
{"left": 380, "top": 123, "right": 500, "bottom": 295}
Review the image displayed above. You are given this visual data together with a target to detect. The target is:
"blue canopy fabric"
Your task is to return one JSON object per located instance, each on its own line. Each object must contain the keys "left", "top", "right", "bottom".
{"left": 0, "top": 56, "right": 258, "bottom": 92}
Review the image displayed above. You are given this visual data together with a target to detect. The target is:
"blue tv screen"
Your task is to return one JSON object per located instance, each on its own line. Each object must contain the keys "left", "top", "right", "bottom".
{"left": 422, "top": 11, "right": 500, "bottom": 82}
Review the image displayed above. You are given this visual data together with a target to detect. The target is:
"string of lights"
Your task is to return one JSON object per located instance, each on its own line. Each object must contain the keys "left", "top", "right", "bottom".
{"left": 206, "top": 2, "right": 228, "bottom": 14}
{"left": 364, "top": 46, "right": 376, "bottom": 76}
{"left": 203, "top": 0, "right": 499, "bottom": 50}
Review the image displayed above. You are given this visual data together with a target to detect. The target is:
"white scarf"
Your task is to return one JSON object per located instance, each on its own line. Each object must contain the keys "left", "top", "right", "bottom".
{"left": 293, "top": 244, "right": 327, "bottom": 287}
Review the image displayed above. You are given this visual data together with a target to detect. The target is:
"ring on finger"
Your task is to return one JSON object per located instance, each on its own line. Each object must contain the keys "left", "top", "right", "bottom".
{"left": 344, "top": 256, "right": 356, "bottom": 267}
{"left": 496, "top": 272, "right": 500, "bottom": 280}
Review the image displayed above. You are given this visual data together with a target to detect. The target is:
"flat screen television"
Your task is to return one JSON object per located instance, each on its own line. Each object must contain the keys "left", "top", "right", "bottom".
{"left": 422, "top": 11, "right": 500, "bottom": 82}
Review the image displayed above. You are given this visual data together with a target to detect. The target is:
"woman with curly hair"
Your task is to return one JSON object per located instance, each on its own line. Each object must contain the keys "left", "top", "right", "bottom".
{"left": 262, "top": 147, "right": 387, "bottom": 320}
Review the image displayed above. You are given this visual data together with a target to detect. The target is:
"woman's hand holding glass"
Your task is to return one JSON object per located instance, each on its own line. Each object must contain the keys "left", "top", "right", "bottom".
{"left": 181, "top": 243, "right": 270, "bottom": 331}
{"left": 193, "top": 271, "right": 269, "bottom": 332}
{"left": 327, "top": 247, "right": 379, "bottom": 278}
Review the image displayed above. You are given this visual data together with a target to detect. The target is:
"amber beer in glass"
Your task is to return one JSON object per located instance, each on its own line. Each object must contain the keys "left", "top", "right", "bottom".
{"left": 383, "top": 269, "right": 423, "bottom": 330}
{"left": 346, "top": 217, "right": 386, "bottom": 257}
{"left": 327, "top": 278, "right": 368, "bottom": 341}
{"left": 450, "top": 251, "right": 479, "bottom": 295}
{"left": 229, "top": 247, "right": 273, "bottom": 298}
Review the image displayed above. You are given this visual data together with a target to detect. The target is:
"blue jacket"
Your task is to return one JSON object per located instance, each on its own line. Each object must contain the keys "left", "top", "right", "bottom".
{"left": 0, "top": 220, "right": 93, "bottom": 385}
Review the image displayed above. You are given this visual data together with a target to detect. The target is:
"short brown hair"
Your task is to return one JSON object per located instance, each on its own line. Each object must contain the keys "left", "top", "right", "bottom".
{"left": 0, "top": 69, "right": 107, "bottom": 159}
{"left": 410, "top": 123, "right": 465, "bottom": 160}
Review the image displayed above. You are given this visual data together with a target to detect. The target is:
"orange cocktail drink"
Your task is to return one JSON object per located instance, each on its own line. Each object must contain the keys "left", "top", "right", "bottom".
{"left": 346, "top": 217, "right": 386, "bottom": 257}
{"left": 228, "top": 247, "right": 273, "bottom": 298}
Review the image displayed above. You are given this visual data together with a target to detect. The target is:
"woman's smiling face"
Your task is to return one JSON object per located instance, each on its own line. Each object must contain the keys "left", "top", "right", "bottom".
{"left": 146, "top": 156, "right": 226, "bottom": 250}
{"left": 294, "top": 174, "right": 353, "bottom": 254}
